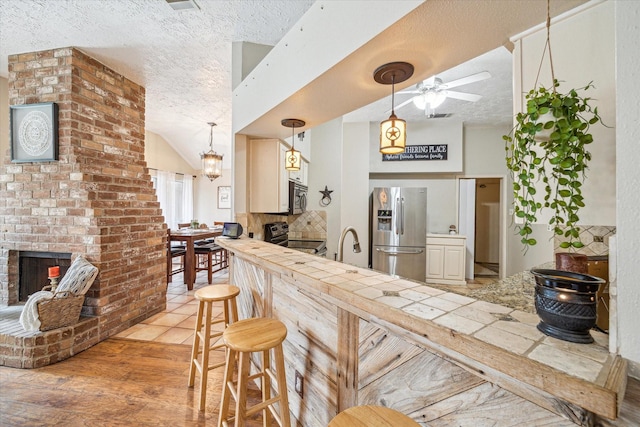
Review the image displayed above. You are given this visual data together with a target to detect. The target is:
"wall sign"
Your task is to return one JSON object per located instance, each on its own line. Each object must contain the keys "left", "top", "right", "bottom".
{"left": 10, "top": 102, "right": 59, "bottom": 162}
{"left": 218, "top": 186, "right": 231, "bottom": 209}
{"left": 382, "top": 144, "right": 448, "bottom": 161}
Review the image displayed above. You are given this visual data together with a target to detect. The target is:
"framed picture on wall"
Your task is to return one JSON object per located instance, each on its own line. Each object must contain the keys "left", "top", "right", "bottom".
{"left": 10, "top": 102, "right": 59, "bottom": 162}
{"left": 218, "top": 186, "right": 231, "bottom": 209}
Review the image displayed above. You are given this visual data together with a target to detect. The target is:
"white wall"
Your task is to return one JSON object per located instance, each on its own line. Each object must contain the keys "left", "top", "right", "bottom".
{"left": 615, "top": 0, "right": 640, "bottom": 376}
{"left": 145, "top": 130, "right": 196, "bottom": 175}
{"left": 464, "top": 125, "right": 554, "bottom": 275}
{"left": 341, "top": 122, "right": 370, "bottom": 267}
{"left": 512, "top": 1, "right": 616, "bottom": 227}
{"left": 145, "top": 130, "right": 233, "bottom": 226}
{"left": 194, "top": 171, "right": 233, "bottom": 226}
{"left": 234, "top": 134, "right": 249, "bottom": 216}
{"left": 309, "top": 120, "right": 511, "bottom": 268}
{"left": 231, "top": 42, "right": 273, "bottom": 90}
{"left": 308, "top": 118, "right": 343, "bottom": 261}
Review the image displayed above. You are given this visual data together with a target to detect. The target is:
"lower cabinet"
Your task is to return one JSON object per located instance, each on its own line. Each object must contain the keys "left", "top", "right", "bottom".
{"left": 426, "top": 234, "right": 467, "bottom": 285}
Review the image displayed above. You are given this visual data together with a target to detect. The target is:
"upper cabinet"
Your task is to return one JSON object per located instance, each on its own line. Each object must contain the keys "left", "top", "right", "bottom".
{"left": 249, "top": 139, "right": 289, "bottom": 213}
{"left": 288, "top": 158, "right": 308, "bottom": 186}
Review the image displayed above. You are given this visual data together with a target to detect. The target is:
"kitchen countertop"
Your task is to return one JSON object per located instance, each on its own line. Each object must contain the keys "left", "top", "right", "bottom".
{"left": 425, "top": 263, "right": 555, "bottom": 314}
{"left": 216, "top": 237, "right": 626, "bottom": 420}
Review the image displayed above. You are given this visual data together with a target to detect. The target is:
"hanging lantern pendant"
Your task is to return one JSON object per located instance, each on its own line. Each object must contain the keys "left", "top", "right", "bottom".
{"left": 374, "top": 62, "right": 414, "bottom": 154}
{"left": 201, "top": 122, "right": 223, "bottom": 181}
{"left": 282, "top": 118, "right": 305, "bottom": 171}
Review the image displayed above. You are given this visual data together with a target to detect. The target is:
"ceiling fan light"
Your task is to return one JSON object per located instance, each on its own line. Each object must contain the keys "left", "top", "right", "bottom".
{"left": 424, "top": 90, "right": 447, "bottom": 109}
{"left": 412, "top": 94, "right": 428, "bottom": 110}
{"left": 431, "top": 91, "right": 447, "bottom": 108}
{"left": 380, "top": 113, "right": 406, "bottom": 154}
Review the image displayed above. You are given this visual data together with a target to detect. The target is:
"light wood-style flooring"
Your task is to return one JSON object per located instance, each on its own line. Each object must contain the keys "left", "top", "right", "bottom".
{"left": 1, "top": 268, "right": 639, "bottom": 426}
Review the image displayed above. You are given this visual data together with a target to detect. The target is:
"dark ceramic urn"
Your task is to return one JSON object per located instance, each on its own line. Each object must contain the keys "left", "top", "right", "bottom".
{"left": 531, "top": 269, "right": 605, "bottom": 344}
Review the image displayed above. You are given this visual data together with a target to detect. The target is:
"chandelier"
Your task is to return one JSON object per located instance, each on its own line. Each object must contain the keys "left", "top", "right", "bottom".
{"left": 201, "top": 122, "right": 223, "bottom": 181}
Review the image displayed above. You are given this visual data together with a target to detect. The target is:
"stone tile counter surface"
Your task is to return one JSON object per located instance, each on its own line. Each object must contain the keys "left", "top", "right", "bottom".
{"left": 216, "top": 236, "right": 625, "bottom": 421}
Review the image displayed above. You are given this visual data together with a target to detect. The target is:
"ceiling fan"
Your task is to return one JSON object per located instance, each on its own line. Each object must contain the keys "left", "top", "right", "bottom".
{"left": 395, "top": 71, "right": 491, "bottom": 114}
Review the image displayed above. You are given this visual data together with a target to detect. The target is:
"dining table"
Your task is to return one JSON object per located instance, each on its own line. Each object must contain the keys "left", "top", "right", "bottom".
{"left": 169, "top": 227, "right": 223, "bottom": 289}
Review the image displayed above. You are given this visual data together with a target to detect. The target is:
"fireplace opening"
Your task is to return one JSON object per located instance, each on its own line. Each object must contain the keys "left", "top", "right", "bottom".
{"left": 18, "top": 251, "right": 72, "bottom": 302}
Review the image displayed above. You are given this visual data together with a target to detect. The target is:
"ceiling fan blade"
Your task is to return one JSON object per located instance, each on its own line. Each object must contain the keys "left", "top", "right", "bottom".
{"left": 385, "top": 97, "right": 415, "bottom": 114}
{"left": 396, "top": 89, "right": 421, "bottom": 95}
{"left": 444, "top": 71, "right": 491, "bottom": 89}
{"left": 446, "top": 90, "right": 482, "bottom": 102}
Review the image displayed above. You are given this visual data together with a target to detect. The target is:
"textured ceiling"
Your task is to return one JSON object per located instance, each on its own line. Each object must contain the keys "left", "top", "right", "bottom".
{"left": 0, "top": 0, "right": 314, "bottom": 169}
{"left": 1, "top": 0, "right": 585, "bottom": 169}
{"left": 233, "top": 0, "right": 587, "bottom": 141}
{"left": 344, "top": 46, "right": 514, "bottom": 126}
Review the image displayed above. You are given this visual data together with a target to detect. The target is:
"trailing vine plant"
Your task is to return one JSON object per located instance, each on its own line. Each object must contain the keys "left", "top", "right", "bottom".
{"left": 503, "top": 0, "right": 603, "bottom": 249}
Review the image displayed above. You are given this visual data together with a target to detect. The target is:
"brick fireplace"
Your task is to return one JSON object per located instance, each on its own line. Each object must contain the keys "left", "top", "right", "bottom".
{"left": 0, "top": 47, "right": 167, "bottom": 368}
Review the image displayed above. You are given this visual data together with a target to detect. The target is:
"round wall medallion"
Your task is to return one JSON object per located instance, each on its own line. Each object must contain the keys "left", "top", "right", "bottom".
{"left": 19, "top": 110, "right": 52, "bottom": 156}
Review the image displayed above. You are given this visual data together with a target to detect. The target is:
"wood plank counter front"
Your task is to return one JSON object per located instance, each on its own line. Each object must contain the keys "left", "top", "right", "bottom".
{"left": 215, "top": 237, "right": 627, "bottom": 427}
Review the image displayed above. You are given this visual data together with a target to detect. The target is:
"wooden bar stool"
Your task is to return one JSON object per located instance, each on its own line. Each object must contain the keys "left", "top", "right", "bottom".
{"left": 328, "top": 405, "right": 420, "bottom": 427}
{"left": 188, "top": 285, "right": 240, "bottom": 411}
{"left": 218, "top": 317, "right": 291, "bottom": 427}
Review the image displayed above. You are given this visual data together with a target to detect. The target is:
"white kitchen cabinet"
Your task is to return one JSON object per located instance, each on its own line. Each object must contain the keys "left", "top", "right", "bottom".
{"left": 249, "top": 139, "right": 289, "bottom": 213}
{"left": 425, "top": 234, "right": 467, "bottom": 285}
{"left": 288, "top": 158, "right": 308, "bottom": 186}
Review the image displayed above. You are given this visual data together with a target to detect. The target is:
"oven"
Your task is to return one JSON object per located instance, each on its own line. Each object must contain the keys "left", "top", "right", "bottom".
{"left": 264, "top": 222, "right": 289, "bottom": 247}
{"left": 289, "top": 181, "right": 307, "bottom": 215}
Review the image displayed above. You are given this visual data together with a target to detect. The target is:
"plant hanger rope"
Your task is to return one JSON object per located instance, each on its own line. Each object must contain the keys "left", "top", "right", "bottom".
{"left": 534, "top": 0, "right": 556, "bottom": 91}
{"left": 503, "top": 0, "right": 603, "bottom": 250}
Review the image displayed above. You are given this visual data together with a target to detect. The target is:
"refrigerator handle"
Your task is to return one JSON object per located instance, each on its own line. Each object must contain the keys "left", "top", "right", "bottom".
{"left": 400, "top": 197, "right": 405, "bottom": 235}
{"left": 395, "top": 197, "right": 401, "bottom": 235}
{"left": 376, "top": 247, "right": 424, "bottom": 255}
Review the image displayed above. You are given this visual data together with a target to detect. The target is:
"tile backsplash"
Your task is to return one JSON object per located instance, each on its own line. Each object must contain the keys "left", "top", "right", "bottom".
{"left": 240, "top": 210, "right": 327, "bottom": 241}
{"left": 288, "top": 210, "right": 327, "bottom": 240}
{"left": 553, "top": 225, "right": 616, "bottom": 257}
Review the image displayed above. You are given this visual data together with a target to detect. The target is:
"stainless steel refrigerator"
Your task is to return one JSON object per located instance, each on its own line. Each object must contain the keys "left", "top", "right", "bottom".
{"left": 371, "top": 187, "right": 427, "bottom": 282}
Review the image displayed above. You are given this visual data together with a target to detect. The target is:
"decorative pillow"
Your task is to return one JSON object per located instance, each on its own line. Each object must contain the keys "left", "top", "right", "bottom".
{"left": 56, "top": 256, "right": 99, "bottom": 296}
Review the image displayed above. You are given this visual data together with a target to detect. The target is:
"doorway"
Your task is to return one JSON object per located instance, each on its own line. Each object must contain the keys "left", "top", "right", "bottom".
{"left": 458, "top": 176, "right": 506, "bottom": 280}
{"left": 474, "top": 178, "right": 501, "bottom": 277}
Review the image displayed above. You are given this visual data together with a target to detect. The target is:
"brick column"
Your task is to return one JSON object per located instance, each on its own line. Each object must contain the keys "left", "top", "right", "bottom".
{"left": 0, "top": 47, "right": 167, "bottom": 352}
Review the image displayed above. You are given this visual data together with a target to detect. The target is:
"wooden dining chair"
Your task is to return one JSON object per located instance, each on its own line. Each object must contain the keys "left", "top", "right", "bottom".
{"left": 178, "top": 223, "right": 191, "bottom": 229}
{"left": 194, "top": 242, "right": 228, "bottom": 284}
{"left": 167, "top": 230, "right": 186, "bottom": 283}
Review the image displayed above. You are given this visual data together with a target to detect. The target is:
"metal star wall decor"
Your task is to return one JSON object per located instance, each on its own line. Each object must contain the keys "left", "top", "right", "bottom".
{"left": 320, "top": 186, "right": 333, "bottom": 206}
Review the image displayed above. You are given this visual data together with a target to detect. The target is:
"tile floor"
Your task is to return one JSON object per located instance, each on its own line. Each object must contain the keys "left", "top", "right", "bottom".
{"left": 115, "top": 268, "right": 230, "bottom": 345}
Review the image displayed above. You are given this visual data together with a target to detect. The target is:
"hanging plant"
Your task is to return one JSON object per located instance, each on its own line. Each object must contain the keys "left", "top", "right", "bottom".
{"left": 503, "top": 0, "right": 603, "bottom": 250}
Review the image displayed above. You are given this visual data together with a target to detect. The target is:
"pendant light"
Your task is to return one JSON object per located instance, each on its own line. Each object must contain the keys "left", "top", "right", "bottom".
{"left": 374, "top": 62, "right": 414, "bottom": 154}
{"left": 282, "top": 118, "right": 305, "bottom": 171}
{"left": 201, "top": 122, "right": 223, "bottom": 181}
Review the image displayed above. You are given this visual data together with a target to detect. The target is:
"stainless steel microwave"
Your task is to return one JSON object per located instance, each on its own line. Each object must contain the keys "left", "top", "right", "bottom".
{"left": 289, "top": 181, "right": 308, "bottom": 215}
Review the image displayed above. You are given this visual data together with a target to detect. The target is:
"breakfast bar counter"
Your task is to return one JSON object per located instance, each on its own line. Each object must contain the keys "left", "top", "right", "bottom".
{"left": 216, "top": 237, "right": 626, "bottom": 426}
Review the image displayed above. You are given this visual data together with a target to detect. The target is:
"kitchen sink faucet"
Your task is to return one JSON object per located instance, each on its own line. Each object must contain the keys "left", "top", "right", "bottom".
{"left": 337, "top": 226, "right": 361, "bottom": 262}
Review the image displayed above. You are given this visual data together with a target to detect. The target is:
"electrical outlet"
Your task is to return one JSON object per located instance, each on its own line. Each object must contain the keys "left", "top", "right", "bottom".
{"left": 594, "top": 235, "right": 604, "bottom": 243}
{"left": 294, "top": 370, "right": 304, "bottom": 398}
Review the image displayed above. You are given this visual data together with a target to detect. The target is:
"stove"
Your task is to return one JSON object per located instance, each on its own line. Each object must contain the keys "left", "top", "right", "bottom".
{"left": 264, "top": 222, "right": 289, "bottom": 247}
